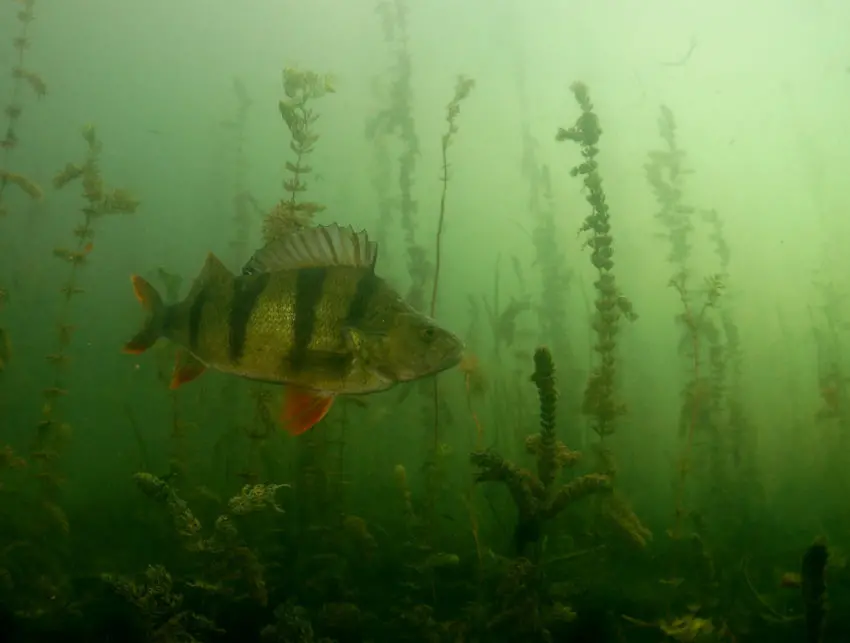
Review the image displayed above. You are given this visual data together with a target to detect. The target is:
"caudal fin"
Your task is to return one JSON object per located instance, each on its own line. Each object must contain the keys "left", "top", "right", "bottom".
{"left": 123, "top": 274, "right": 166, "bottom": 354}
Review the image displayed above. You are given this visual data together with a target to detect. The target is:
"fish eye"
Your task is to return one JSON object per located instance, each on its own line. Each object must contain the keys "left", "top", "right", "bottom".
{"left": 421, "top": 327, "right": 436, "bottom": 342}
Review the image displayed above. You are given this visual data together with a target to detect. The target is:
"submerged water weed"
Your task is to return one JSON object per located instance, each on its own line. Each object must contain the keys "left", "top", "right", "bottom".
{"left": 0, "top": 0, "right": 45, "bottom": 393}
{"left": 228, "top": 482, "right": 290, "bottom": 515}
{"left": 557, "top": 82, "right": 636, "bottom": 440}
{"left": 0, "top": 7, "right": 836, "bottom": 639}
{"left": 471, "top": 348, "right": 611, "bottom": 558}
{"left": 38, "top": 126, "right": 140, "bottom": 498}
{"left": 263, "top": 67, "right": 333, "bottom": 243}
{"left": 102, "top": 564, "right": 224, "bottom": 642}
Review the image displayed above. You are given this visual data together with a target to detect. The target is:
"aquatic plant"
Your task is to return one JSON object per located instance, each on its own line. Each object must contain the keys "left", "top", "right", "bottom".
{"left": 262, "top": 66, "right": 334, "bottom": 244}
{"left": 0, "top": 125, "right": 140, "bottom": 624}
{"left": 704, "top": 209, "right": 762, "bottom": 526}
{"left": 0, "top": 0, "right": 46, "bottom": 374}
{"left": 366, "top": 3, "right": 399, "bottom": 254}
{"left": 514, "top": 57, "right": 577, "bottom": 440}
{"left": 37, "top": 125, "right": 139, "bottom": 504}
{"left": 476, "top": 256, "right": 534, "bottom": 463}
{"left": 667, "top": 273, "right": 724, "bottom": 526}
{"left": 370, "top": 0, "right": 426, "bottom": 308}
{"left": 470, "top": 347, "right": 611, "bottom": 555}
{"left": 257, "top": 66, "right": 341, "bottom": 532}
{"left": 645, "top": 105, "right": 729, "bottom": 537}
{"left": 556, "top": 82, "right": 637, "bottom": 441}
{"left": 0, "top": 0, "right": 44, "bottom": 209}
{"left": 148, "top": 268, "right": 200, "bottom": 481}
{"left": 429, "top": 74, "right": 475, "bottom": 447}
{"left": 261, "top": 601, "right": 320, "bottom": 643}
{"left": 255, "top": 67, "right": 344, "bottom": 555}
{"left": 227, "top": 76, "right": 260, "bottom": 266}
{"left": 134, "top": 471, "right": 286, "bottom": 606}
{"left": 645, "top": 105, "right": 694, "bottom": 269}
{"left": 102, "top": 564, "right": 224, "bottom": 642}
{"left": 211, "top": 77, "right": 265, "bottom": 487}
{"left": 556, "top": 82, "right": 650, "bottom": 548}
{"left": 430, "top": 74, "right": 474, "bottom": 320}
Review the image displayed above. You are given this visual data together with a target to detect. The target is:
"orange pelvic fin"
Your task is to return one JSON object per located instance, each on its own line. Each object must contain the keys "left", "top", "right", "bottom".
{"left": 282, "top": 387, "right": 335, "bottom": 436}
{"left": 169, "top": 350, "right": 207, "bottom": 389}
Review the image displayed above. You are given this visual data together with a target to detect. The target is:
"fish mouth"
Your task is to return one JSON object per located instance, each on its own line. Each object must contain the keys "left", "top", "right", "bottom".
{"left": 438, "top": 346, "right": 465, "bottom": 374}
{"left": 397, "top": 340, "right": 465, "bottom": 382}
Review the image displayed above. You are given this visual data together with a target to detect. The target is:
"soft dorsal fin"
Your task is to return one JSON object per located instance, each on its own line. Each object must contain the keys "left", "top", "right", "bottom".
{"left": 242, "top": 224, "right": 378, "bottom": 275}
{"left": 187, "top": 252, "right": 234, "bottom": 299}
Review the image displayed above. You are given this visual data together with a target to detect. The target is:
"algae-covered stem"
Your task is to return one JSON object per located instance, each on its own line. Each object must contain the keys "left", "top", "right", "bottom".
{"left": 0, "top": 0, "right": 45, "bottom": 382}
{"left": 228, "top": 77, "right": 256, "bottom": 267}
{"left": 670, "top": 277, "right": 701, "bottom": 534}
{"left": 429, "top": 75, "right": 475, "bottom": 318}
{"left": 429, "top": 118, "right": 450, "bottom": 320}
{"left": 35, "top": 125, "right": 139, "bottom": 499}
{"left": 0, "top": 0, "right": 42, "bottom": 204}
{"left": 429, "top": 75, "right": 475, "bottom": 451}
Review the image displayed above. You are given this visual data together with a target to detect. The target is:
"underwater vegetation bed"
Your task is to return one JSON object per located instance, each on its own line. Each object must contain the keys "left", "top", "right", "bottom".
{"left": 2, "top": 1, "right": 850, "bottom": 642}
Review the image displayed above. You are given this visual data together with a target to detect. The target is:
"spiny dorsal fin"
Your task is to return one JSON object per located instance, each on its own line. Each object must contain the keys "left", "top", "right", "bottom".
{"left": 188, "top": 252, "right": 234, "bottom": 299}
{"left": 242, "top": 224, "right": 378, "bottom": 275}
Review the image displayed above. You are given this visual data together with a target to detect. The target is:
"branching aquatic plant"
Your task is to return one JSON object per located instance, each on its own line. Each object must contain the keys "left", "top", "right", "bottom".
{"left": 263, "top": 67, "right": 334, "bottom": 244}
{"left": 371, "top": 0, "right": 427, "bottom": 308}
{"left": 0, "top": 0, "right": 44, "bottom": 207}
{"left": 668, "top": 272, "right": 724, "bottom": 534}
{"left": 429, "top": 74, "right": 475, "bottom": 450}
{"left": 102, "top": 564, "right": 225, "bottom": 642}
{"left": 259, "top": 66, "right": 344, "bottom": 543}
{"left": 514, "top": 55, "right": 577, "bottom": 441}
{"left": 40, "top": 125, "right": 139, "bottom": 507}
{"left": 0, "top": 0, "right": 46, "bottom": 377}
{"left": 211, "top": 77, "right": 265, "bottom": 488}
{"left": 0, "top": 125, "right": 140, "bottom": 622}
{"left": 470, "top": 347, "right": 611, "bottom": 555}
{"left": 366, "top": 2, "right": 401, "bottom": 254}
{"left": 556, "top": 82, "right": 637, "bottom": 441}
{"left": 227, "top": 76, "right": 260, "bottom": 266}
{"left": 702, "top": 207, "right": 762, "bottom": 536}
{"left": 430, "top": 74, "right": 474, "bottom": 320}
{"left": 134, "top": 471, "right": 286, "bottom": 606}
{"left": 645, "top": 105, "right": 729, "bottom": 537}
{"left": 556, "top": 83, "right": 650, "bottom": 548}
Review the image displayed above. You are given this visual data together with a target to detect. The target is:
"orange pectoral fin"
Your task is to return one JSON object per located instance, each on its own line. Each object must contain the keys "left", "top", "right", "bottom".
{"left": 282, "top": 388, "right": 334, "bottom": 436}
{"left": 169, "top": 350, "right": 207, "bottom": 390}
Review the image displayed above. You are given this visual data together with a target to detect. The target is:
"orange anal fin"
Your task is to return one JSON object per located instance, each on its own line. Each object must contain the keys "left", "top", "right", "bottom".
{"left": 122, "top": 341, "right": 148, "bottom": 355}
{"left": 169, "top": 351, "right": 207, "bottom": 390}
{"left": 282, "top": 388, "right": 334, "bottom": 436}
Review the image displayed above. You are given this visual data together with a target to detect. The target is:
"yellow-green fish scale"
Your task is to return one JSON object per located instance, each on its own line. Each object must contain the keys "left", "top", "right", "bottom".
{"left": 166, "top": 264, "right": 395, "bottom": 393}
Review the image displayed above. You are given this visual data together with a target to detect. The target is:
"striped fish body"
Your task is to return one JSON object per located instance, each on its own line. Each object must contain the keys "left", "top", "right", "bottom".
{"left": 164, "top": 256, "right": 397, "bottom": 394}
{"left": 124, "top": 224, "right": 464, "bottom": 435}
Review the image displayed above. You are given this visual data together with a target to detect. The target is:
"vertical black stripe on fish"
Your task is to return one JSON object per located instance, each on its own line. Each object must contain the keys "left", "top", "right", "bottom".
{"left": 188, "top": 287, "right": 208, "bottom": 351}
{"left": 228, "top": 272, "right": 271, "bottom": 362}
{"left": 346, "top": 270, "right": 380, "bottom": 326}
{"left": 290, "top": 267, "right": 327, "bottom": 370}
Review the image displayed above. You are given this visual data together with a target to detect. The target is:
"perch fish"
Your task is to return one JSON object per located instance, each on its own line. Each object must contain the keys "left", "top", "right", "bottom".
{"left": 123, "top": 224, "right": 463, "bottom": 435}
